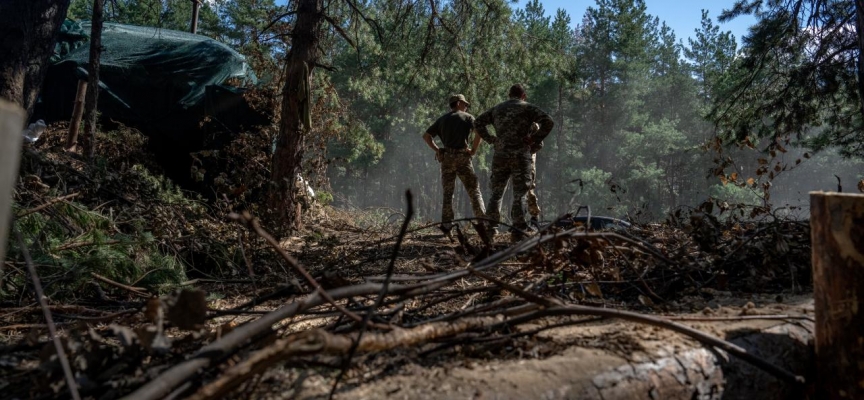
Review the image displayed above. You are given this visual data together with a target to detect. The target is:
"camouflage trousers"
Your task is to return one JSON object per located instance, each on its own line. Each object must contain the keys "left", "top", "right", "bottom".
{"left": 486, "top": 153, "right": 532, "bottom": 230}
{"left": 526, "top": 153, "right": 540, "bottom": 218}
{"left": 439, "top": 150, "right": 485, "bottom": 227}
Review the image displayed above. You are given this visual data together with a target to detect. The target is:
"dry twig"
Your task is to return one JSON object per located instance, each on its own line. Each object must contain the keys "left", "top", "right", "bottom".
{"left": 15, "top": 229, "right": 81, "bottom": 400}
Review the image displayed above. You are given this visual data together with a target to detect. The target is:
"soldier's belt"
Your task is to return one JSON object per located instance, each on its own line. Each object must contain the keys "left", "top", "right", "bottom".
{"left": 439, "top": 148, "right": 468, "bottom": 153}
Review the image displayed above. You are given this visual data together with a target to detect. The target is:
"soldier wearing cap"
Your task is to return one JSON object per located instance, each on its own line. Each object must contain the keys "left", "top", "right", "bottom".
{"left": 475, "top": 84, "right": 554, "bottom": 238}
{"left": 422, "top": 94, "right": 486, "bottom": 234}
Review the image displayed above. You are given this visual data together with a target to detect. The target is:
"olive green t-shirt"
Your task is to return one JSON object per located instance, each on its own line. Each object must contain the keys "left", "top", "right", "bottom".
{"left": 425, "top": 111, "right": 475, "bottom": 149}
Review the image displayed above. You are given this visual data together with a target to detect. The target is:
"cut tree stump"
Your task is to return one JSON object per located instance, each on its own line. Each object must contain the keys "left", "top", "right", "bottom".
{"left": 811, "top": 191, "right": 864, "bottom": 399}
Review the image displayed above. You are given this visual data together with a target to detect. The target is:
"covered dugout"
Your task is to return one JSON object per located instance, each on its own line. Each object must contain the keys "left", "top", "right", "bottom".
{"left": 37, "top": 20, "right": 268, "bottom": 147}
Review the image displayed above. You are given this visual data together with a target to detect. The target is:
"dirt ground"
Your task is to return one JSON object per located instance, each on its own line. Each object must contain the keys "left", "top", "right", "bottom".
{"left": 233, "top": 293, "right": 814, "bottom": 400}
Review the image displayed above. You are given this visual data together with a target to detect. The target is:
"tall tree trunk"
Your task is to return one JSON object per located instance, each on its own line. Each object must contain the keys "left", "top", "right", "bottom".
{"left": 0, "top": 0, "right": 71, "bottom": 120}
{"left": 556, "top": 83, "right": 565, "bottom": 214}
{"left": 190, "top": 0, "right": 201, "bottom": 34}
{"left": 268, "top": 0, "right": 323, "bottom": 231}
{"left": 81, "top": 0, "right": 104, "bottom": 160}
{"left": 855, "top": 0, "right": 864, "bottom": 121}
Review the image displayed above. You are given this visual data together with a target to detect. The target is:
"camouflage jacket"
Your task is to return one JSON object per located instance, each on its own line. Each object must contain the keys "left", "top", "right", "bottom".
{"left": 474, "top": 99, "right": 554, "bottom": 157}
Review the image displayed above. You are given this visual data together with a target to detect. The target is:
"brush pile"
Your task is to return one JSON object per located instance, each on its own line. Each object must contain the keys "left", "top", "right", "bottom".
{"left": 1, "top": 126, "right": 813, "bottom": 399}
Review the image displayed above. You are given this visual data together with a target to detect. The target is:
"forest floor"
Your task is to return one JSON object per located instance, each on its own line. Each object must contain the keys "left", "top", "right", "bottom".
{"left": 1, "top": 126, "right": 815, "bottom": 399}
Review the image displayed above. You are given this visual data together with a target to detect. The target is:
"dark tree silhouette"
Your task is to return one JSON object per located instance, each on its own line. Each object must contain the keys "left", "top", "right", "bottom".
{"left": 0, "top": 0, "right": 71, "bottom": 119}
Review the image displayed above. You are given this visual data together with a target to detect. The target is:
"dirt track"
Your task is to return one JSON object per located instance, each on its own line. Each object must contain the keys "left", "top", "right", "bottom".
{"left": 241, "top": 296, "right": 813, "bottom": 400}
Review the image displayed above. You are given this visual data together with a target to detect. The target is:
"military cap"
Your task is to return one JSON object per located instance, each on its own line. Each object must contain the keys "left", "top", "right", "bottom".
{"left": 448, "top": 94, "right": 470, "bottom": 106}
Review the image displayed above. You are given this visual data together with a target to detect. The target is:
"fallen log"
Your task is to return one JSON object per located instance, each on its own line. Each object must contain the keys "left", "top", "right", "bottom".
{"left": 338, "top": 314, "right": 814, "bottom": 400}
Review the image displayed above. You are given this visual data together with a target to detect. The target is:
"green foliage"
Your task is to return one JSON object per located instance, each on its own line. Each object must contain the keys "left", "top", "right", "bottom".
{"left": 68, "top": 0, "right": 222, "bottom": 35}
{"left": 711, "top": 0, "right": 864, "bottom": 157}
{"left": 6, "top": 201, "right": 186, "bottom": 300}
{"left": 316, "top": 191, "right": 334, "bottom": 206}
{"left": 61, "top": 0, "right": 858, "bottom": 225}
{"left": 684, "top": 10, "right": 737, "bottom": 103}
{"left": 708, "top": 182, "right": 763, "bottom": 206}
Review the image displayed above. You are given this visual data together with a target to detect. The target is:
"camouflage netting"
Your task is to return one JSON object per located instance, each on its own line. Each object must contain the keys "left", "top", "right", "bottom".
{"left": 37, "top": 20, "right": 259, "bottom": 138}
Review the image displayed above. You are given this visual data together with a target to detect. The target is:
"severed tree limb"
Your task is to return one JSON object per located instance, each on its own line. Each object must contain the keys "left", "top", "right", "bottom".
{"left": 188, "top": 316, "right": 504, "bottom": 400}
{"left": 123, "top": 283, "right": 402, "bottom": 400}
{"left": 15, "top": 229, "right": 81, "bottom": 400}
{"left": 229, "top": 211, "right": 389, "bottom": 331}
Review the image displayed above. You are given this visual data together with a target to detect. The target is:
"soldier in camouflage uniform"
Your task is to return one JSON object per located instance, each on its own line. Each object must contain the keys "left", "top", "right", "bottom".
{"left": 422, "top": 94, "right": 486, "bottom": 233}
{"left": 475, "top": 84, "right": 554, "bottom": 236}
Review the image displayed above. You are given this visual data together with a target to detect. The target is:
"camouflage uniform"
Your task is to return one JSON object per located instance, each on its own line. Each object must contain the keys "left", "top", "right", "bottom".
{"left": 475, "top": 99, "right": 553, "bottom": 230}
{"left": 424, "top": 104, "right": 486, "bottom": 228}
{"left": 438, "top": 149, "right": 485, "bottom": 225}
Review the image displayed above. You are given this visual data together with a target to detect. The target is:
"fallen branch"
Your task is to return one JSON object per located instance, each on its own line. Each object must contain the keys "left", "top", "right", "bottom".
{"left": 189, "top": 316, "right": 502, "bottom": 400}
{"left": 56, "top": 239, "right": 121, "bottom": 251}
{"left": 0, "top": 304, "right": 120, "bottom": 316}
{"left": 666, "top": 314, "right": 815, "bottom": 322}
{"left": 0, "top": 322, "right": 72, "bottom": 331}
{"left": 53, "top": 309, "right": 138, "bottom": 322}
{"left": 123, "top": 283, "right": 402, "bottom": 400}
{"left": 15, "top": 192, "right": 81, "bottom": 218}
{"left": 180, "top": 278, "right": 257, "bottom": 286}
{"left": 91, "top": 272, "right": 151, "bottom": 298}
{"left": 230, "top": 212, "right": 389, "bottom": 330}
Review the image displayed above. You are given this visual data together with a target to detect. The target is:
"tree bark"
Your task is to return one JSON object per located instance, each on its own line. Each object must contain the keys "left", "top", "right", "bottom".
{"left": 811, "top": 191, "right": 864, "bottom": 399}
{"left": 82, "top": 0, "right": 104, "bottom": 161}
{"left": 66, "top": 80, "right": 87, "bottom": 150}
{"left": 269, "top": 0, "right": 323, "bottom": 231}
{"left": 855, "top": 1, "right": 864, "bottom": 121}
{"left": 0, "top": 0, "right": 71, "bottom": 120}
{"left": 190, "top": 0, "right": 200, "bottom": 34}
{"left": 556, "top": 82, "right": 565, "bottom": 214}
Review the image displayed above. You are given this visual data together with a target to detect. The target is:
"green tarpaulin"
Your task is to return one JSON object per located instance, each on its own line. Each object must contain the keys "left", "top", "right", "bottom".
{"left": 39, "top": 20, "right": 260, "bottom": 138}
